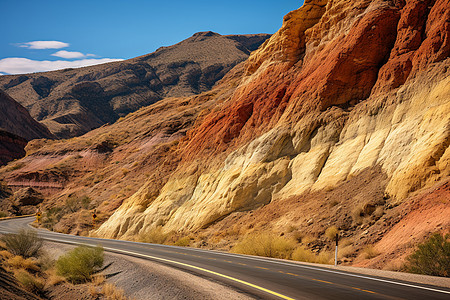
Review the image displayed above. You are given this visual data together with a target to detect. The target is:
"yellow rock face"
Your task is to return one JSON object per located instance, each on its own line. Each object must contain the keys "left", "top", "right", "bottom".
{"left": 96, "top": 0, "right": 450, "bottom": 238}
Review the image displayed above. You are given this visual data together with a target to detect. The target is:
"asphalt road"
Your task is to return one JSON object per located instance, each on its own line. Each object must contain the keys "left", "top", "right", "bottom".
{"left": 0, "top": 217, "right": 449, "bottom": 299}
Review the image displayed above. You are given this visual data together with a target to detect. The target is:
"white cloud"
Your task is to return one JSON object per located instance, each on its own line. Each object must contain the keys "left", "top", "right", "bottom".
{"left": 0, "top": 57, "right": 124, "bottom": 74}
{"left": 18, "top": 41, "right": 69, "bottom": 49}
{"left": 51, "top": 50, "right": 86, "bottom": 59}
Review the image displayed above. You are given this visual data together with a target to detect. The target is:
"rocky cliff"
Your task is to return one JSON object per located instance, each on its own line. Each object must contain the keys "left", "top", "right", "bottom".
{"left": 0, "top": 33, "right": 270, "bottom": 138}
{"left": 93, "top": 0, "right": 449, "bottom": 267}
{"left": 0, "top": 0, "right": 448, "bottom": 268}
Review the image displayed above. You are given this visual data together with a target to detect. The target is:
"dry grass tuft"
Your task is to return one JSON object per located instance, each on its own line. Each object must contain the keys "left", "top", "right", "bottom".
{"left": 6, "top": 255, "right": 40, "bottom": 271}
{"left": 92, "top": 274, "right": 106, "bottom": 286}
{"left": 231, "top": 232, "right": 296, "bottom": 259}
{"left": 45, "top": 268, "right": 66, "bottom": 286}
{"left": 292, "top": 247, "right": 333, "bottom": 264}
{"left": 0, "top": 249, "right": 14, "bottom": 259}
{"left": 338, "top": 245, "right": 355, "bottom": 259}
{"left": 325, "top": 226, "right": 339, "bottom": 241}
{"left": 138, "top": 226, "right": 170, "bottom": 244}
{"left": 173, "top": 236, "right": 191, "bottom": 247}
{"left": 102, "top": 283, "right": 128, "bottom": 300}
{"left": 362, "top": 245, "right": 380, "bottom": 259}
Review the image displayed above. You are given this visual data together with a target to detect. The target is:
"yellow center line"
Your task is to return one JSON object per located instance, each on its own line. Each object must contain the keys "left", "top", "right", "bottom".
{"left": 312, "top": 279, "right": 333, "bottom": 284}
{"left": 255, "top": 266, "right": 269, "bottom": 270}
{"left": 104, "top": 246, "right": 295, "bottom": 300}
{"left": 352, "top": 287, "right": 376, "bottom": 294}
{"left": 286, "top": 273, "right": 298, "bottom": 276}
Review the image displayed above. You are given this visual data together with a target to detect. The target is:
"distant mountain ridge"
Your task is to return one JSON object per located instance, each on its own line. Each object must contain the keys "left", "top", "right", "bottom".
{"left": 0, "top": 32, "right": 270, "bottom": 138}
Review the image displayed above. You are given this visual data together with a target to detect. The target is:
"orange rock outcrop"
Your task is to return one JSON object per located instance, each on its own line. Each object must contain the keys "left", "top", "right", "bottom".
{"left": 97, "top": 0, "right": 449, "bottom": 241}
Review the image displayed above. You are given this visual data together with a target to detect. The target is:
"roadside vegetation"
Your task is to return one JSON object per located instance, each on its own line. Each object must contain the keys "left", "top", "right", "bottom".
{"left": 0, "top": 229, "right": 131, "bottom": 299}
{"left": 404, "top": 232, "right": 450, "bottom": 277}
{"left": 230, "top": 232, "right": 334, "bottom": 263}
{"left": 56, "top": 245, "right": 104, "bottom": 283}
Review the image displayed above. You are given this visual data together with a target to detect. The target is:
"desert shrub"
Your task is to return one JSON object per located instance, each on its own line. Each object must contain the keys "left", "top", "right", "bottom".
{"left": 6, "top": 255, "right": 39, "bottom": 271}
{"left": 1, "top": 228, "right": 42, "bottom": 258}
{"left": 80, "top": 196, "right": 92, "bottom": 209}
{"left": 362, "top": 245, "right": 380, "bottom": 259}
{"left": 173, "top": 236, "right": 191, "bottom": 247}
{"left": 65, "top": 196, "right": 80, "bottom": 213}
{"left": 56, "top": 245, "right": 104, "bottom": 283}
{"left": 0, "top": 249, "right": 13, "bottom": 259}
{"left": 351, "top": 205, "right": 365, "bottom": 225}
{"left": 231, "top": 233, "right": 296, "bottom": 259}
{"left": 325, "top": 226, "right": 339, "bottom": 241}
{"left": 14, "top": 269, "right": 44, "bottom": 293}
{"left": 338, "top": 245, "right": 354, "bottom": 259}
{"left": 139, "top": 226, "right": 169, "bottom": 244}
{"left": 292, "top": 246, "right": 333, "bottom": 264}
{"left": 405, "top": 233, "right": 450, "bottom": 277}
{"left": 0, "top": 211, "right": 8, "bottom": 218}
{"left": 42, "top": 207, "right": 64, "bottom": 230}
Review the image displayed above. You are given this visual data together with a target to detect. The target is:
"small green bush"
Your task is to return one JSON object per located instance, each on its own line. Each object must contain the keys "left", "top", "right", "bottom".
{"left": 56, "top": 245, "right": 104, "bottom": 283}
{"left": 405, "top": 233, "right": 450, "bottom": 277}
{"left": 14, "top": 269, "right": 44, "bottom": 293}
{"left": 1, "top": 229, "right": 42, "bottom": 258}
{"left": 231, "top": 233, "right": 296, "bottom": 259}
{"left": 0, "top": 211, "right": 8, "bottom": 218}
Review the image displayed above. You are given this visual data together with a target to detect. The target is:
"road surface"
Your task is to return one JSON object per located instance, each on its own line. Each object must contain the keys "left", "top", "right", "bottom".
{"left": 0, "top": 217, "right": 449, "bottom": 299}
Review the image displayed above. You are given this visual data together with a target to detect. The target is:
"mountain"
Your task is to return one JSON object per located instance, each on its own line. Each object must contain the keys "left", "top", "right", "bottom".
{"left": 0, "top": 32, "right": 270, "bottom": 139}
{"left": 0, "top": 0, "right": 448, "bottom": 270}
{"left": 0, "top": 90, "right": 54, "bottom": 141}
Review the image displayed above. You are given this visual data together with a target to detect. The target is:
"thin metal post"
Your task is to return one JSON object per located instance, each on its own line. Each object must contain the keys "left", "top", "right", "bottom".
{"left": 335, "top": 233, "right": 339, "bottom": 266}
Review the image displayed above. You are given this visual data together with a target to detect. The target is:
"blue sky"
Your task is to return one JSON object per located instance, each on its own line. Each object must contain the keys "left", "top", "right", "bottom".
{"left": 0, "top": 0, "right": 302, "bottom": 75}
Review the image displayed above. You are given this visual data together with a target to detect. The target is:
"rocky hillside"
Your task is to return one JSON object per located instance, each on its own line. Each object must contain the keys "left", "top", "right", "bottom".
{"left": 0, "top": 0, "right": 448, "bottom": 269}
{"left": 0, "top": 130, "right": 27, "bottom": 166}
{"left": 0, "top": 90, "right": 53, "bottom": 165}
{"left": 0, "top": 90, "right": 54, "bottom": 141}
{"left": 0, "top": 32, "right": 270, "bottom": 139}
